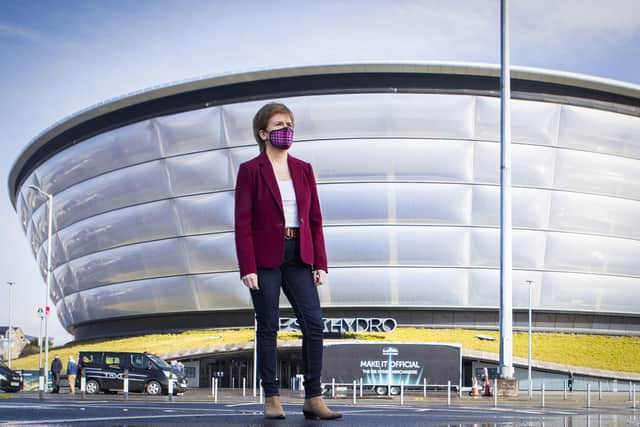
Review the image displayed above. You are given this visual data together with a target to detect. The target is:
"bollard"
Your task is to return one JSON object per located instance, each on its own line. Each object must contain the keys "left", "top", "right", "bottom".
{"left": 564, "top": 380, "right": 567, "bottom": 401}
{"left": 80, "top": 369, "right": 86, "bottom": 401}
{"left": 124, "top": 369, "right": 129, "bottom": 401}
{"left": 630, "top": 381, "right": 633, "bottom": 402}
{"left": 291, "top": 377, "right": 295, "bottom": 391}
{"left": 541, "top": 383, "right": 545, "bottom": 408}
{"left": 332, "top": 378, "right": 336, "bottom": 399}
{"left": 39, "top": 367, "right": 45, "bottom": 400}
{"left": 447, "top": 381, "right": 451, "bottom": 406}
{"left": 633, "top": 384, "right": 636, "bottom": 410}
{"left": 214, "top": 378, "right": 218, "bottom": 403}
{"left": 168, "top": 374, "right": 174, "bottom": 401}
{"left": 493, "top": 378, "right": 498, "bottom": 408}
{"left": 587, "top": 384, "right": 591, "bottom": 408}
{"left": 259, "top": 383, "right": 263, "bottom": 404}
{"left": 211, "top": 377, "right": 215, "bottom": 400}
{"left": 423, "top": 377, "right": 427, "bottom": 398}
{"left": 400, "top": 381, "right": 404, "bottom": 406}
{"left": 359, "top": 378, "right": 363, "bottom": 398}
{"left": 243, "top": 377, "right": 246, "bottom": 397}
{"left": 599, "top": 381, "right": 602, "bottom": 401}
{"left": 353, "top": 380, "right": 357, "bottom": 405}
{"left": 231, "top": 376, "right": 235, "bottom": 390}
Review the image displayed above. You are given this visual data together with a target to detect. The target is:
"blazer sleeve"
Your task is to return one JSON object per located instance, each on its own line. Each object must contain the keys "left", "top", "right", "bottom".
{"left": 234, "top": 163, "right": 257, "bottom": 277}
{"left": 306, "top": 163, "right": 328, "bottom": 272}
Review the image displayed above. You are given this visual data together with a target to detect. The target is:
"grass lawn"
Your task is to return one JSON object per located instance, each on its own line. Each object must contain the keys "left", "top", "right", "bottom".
{"left": 347, "top": 328, "right": 640, "bottom": 373}
{"left": 9, "top": 328, "right": 640, "bottom": 373}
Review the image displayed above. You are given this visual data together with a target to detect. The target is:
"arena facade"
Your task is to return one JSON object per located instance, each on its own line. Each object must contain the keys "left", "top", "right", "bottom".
{"left": 8, "top": 63, "right": 640, "bottom": 341}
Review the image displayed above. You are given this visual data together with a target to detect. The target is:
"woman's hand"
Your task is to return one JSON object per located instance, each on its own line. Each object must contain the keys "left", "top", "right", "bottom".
{"left": 313, "top": 270, "right": 327, "bottom": 286}
{"left": 241, "top": 273, "right": 259, "bottom": 290}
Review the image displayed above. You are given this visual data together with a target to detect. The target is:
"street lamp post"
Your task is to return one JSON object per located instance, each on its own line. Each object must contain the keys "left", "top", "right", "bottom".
{"left": 6, "top": 281, "right": 15, "bottom": 368}
{"left": 28, "top": 185, "right": 53, "bottom": 392}
{"left": 37, "top": 306, "right": 45, "bottom": 397}
{"left": 525, "top": 279, "right": 534, "bottom": 400}
{"left": 498, "top": 0, "right": 515, "bottom": 380}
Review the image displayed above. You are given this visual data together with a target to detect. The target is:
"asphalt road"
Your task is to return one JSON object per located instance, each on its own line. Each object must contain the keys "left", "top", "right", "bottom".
{"left": 1, "top": 391, "right": 638, "bottom": 426}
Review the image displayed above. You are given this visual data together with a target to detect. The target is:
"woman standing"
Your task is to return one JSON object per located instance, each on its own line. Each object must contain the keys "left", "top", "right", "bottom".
{"left": 234, "top": 102, "right": 341, "bottom": 420}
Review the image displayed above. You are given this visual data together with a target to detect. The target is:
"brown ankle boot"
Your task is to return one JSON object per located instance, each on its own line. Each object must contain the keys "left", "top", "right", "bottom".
{"left": 264, "top": 396, "right": 286, "bottom": 419}
{"left": 303, "top": 396, "right": 342, "bottom": 420}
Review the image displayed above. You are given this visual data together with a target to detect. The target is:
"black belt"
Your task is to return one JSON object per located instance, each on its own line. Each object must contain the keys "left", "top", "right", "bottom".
{"left": 284, "top": 227, "right": 299, "bottom": 240}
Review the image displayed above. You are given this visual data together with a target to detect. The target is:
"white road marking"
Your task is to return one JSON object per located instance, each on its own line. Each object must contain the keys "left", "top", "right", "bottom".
{"left": 0, "top": 398, "right": 595, "bottom": 426}
{"left": 3, "top": 412, "right": 262, "bottom": 425}
{"left": 224, "top": 402, "right": 260, "bottom": 407}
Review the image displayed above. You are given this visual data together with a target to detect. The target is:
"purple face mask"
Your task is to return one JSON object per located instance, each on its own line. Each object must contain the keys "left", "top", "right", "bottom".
{"left": 268, "top": 127, "right": 294, "bottom": 149}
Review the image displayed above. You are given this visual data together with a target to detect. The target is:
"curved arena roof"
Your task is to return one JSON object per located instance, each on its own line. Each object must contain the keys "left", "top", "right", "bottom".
{"left": 8, "top": 62, "right": 640, "bottom": 340}
{"left": 9, "top": 62, "right": 640, "bottom": 205}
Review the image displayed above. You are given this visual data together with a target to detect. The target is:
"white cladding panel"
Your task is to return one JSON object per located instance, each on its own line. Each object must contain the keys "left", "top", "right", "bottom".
{"left": 16, "top": 92, "right": 640, "bottom": 331}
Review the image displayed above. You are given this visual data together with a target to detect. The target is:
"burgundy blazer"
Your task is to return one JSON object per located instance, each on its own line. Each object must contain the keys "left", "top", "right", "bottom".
{"left": 234, "top": 152, "right": 328, "bottom": 278}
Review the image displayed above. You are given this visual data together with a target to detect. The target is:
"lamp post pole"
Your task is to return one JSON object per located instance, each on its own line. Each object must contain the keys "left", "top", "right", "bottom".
{"left": 526, "top": 279, "right": 533, "bottom": 400}
{"left": 6, "top": 281, "right": 15, "bottom": 368}
{"left": 28, "top": 185, "right": 53, "bottom": 392}
{"left": 37, "top": 306, "right": 44, "bottom": 396}
{"left": 498, "top": 0, "right": 515, "bottom": 380}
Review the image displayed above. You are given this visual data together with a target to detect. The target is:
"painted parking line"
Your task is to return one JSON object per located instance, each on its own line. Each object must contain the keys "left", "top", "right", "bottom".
{"left": 2, "top": 412, "right": 262, "bottom": 426}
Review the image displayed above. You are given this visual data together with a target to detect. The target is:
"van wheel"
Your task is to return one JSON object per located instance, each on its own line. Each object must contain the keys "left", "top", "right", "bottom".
{"left": 86, "top": 379, "right": 100, "bottom": 395}
{"left": 146, "top": 380, "right": 163, "bottom": 395}
{"left": 390, "top": 386, "right": 400, "bottom": 395}
{"left": 375, "top": 386, "right": 387, "bottom": 395}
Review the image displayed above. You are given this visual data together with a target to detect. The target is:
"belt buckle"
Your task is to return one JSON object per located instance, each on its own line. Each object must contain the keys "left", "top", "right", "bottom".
{"left": 285, "top": 228, "right": 297, "bottom": 240}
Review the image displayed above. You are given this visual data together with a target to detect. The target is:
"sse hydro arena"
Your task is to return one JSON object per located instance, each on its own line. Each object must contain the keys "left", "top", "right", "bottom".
{"left": 8, "top": 63, "right": 640, "bottom": 341}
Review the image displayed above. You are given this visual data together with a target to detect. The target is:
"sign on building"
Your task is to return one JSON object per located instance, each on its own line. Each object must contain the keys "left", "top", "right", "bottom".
{"left": 321, "top": 342, "right": 461, "bottom": 387}
{"left": 279, "top": 317, "right": 397, "bottom": 334}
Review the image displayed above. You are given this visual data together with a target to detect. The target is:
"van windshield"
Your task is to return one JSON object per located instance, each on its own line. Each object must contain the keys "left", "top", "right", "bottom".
{"left": 147, "top": 354, "right": 170, "bottom": 369}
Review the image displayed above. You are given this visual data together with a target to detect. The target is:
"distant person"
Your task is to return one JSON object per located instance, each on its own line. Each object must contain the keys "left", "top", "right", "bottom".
{"left": 482, "top": 367, "right": 491, "bottom": 397}
{"left": 170, "top": 360, "right": 179, "bottom": 374}
{"left": 177, "top": 361, "right": 185, "bottom": 375}
{"left": 67, "top": 356, "right": 78, "bottom": 395}
{"left": 234, "top": 102, "right": 340, "bottom": 420}
{"left": 51, "top": 355, "right": 63, "bottom": 393}
{"left": 568, "top": 371, "right": 574, "bottom": 392}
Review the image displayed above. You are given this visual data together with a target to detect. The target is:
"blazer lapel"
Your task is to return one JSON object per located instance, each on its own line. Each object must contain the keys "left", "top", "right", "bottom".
{"left": 258, "top": 152, "right": 284, "bottom": 215}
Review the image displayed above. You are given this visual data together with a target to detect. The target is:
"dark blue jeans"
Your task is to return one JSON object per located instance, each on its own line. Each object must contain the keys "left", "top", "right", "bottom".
{"left": 251, "top": 239, "right": 324, "bottom": 399}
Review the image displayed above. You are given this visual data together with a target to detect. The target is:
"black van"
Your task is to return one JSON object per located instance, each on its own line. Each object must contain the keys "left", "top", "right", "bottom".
{"left": 77, "top": 351, "right": 187, "bottom": 395}
{"left": 0, "top": 362, "right": 23, "bottom": 392}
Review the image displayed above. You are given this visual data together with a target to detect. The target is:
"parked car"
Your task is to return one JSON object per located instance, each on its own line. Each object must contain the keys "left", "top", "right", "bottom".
{"left": 0, "top": 362, "right": 23, "bottom": 392}
{"left": 77, "top": 351, "right": 187, "bottom": 395}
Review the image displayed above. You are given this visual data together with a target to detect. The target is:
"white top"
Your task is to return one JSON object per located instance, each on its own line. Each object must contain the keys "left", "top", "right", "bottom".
{"left": 278, "top": 179, "right": 299, "bottom": 227}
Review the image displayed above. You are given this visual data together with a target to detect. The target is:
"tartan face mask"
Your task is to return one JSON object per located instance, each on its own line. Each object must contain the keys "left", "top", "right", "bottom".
{"left": 268, "top": 127, "right": 294, "bottom": 149}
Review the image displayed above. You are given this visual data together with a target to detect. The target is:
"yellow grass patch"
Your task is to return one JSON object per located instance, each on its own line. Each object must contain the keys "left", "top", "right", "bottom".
{"left": 9, "top": 328, "right": 640, "bottom": 373}
{"left": 345, "top": 328, "right": 640, "bottom": 373}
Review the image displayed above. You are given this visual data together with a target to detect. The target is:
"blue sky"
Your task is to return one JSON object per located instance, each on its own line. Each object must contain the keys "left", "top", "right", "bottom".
{"left": 1, "top": 0, "right": 639, "bottom": 345}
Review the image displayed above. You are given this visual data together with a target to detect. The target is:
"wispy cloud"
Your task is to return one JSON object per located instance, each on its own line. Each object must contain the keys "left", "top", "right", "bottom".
{"left": 514, "top": 0, "right": 640, "bottom": 36}
{"left": 0, "top": 22, "right": 46, "bottom": 43}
